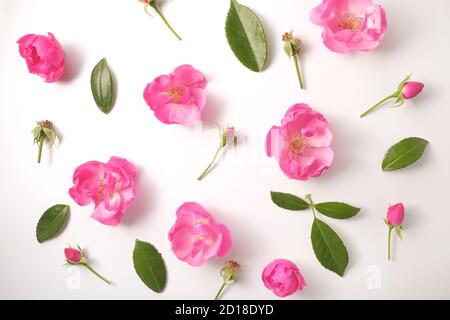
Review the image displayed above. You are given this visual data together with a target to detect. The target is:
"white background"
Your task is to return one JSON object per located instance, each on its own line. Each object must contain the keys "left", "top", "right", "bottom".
{"left": 1, "top": 0, "right": 450, "bottom": 300}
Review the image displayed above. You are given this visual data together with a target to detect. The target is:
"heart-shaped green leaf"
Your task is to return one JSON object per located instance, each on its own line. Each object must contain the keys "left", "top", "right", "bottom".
{"left": 311, "top": 218, "right": 348, "bottom": 277}
{"left": 91, "top": 58, "right": 114, "bottom": 114}
{"left": 36, "top": 204, "right": 70, "bottom": 243}
{"left": 270, "top": 191, "right": 310, "bottom": 211}
{"left": 133, "top": 239, "right": 167, "bottom": 293}
{"left": 225, "top": 0, "right": 267, "bottom": 72}
{"left": 314, "top": 202, "right": 360, "bottom": 219}
{"left": 382, "top": 137, "right": 428, "bottom": 171}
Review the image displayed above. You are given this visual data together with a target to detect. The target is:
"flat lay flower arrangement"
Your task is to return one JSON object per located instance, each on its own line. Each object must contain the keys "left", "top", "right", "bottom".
{"left": 4, "top": 0, "right": 447, "bottom": 299}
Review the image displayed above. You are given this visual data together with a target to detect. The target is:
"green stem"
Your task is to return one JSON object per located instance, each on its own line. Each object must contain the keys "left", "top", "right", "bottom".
{"left": 214, "top": 282, "right": 227, "bottom": 300}
{"left": 83, "top": 263, "right": 112, "bottom": 285}
{"left": 387, "top": 225, "right": 393, "bottom": 261}
{"left": 293, "top": 54, "right": 304, "bottom": 90}
{"left": 360, "top": 93, "right": 398, "bottom": 118}
{"left": 305, "top": 194, "right": 316, "bottom": 218}
{"left": 37, "top": 137, "right": 44, "bottom": 164}
{"left": 147, "top": 3, "right": 182, "bottom": 41}
{"left": 197, "top": 145, "right": 223, "bottom": 181}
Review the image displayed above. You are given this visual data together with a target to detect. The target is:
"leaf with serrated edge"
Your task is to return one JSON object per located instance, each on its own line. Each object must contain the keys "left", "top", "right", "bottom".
{"left": 36, "top": 204, "right": 69, "bottom": 243}
{"left": 225, "top": 0, "right": 267, "bottom": 72}
{"left": 382, "top": 137, "right": 428, "bottom": 171}
{"left": 314, "top": 202, "right": 360, "bottom": 219}
{"left": 270, "top": 191, "right": 310, "bottom": 211}
{"left": 133, "top": 239, "right": 167, "bottom": 293}
{"left": 91, "top": 58, "right": 114, "bottom": 114}
{"left": 311, "top": 218, "right": 348, "bottom": 276}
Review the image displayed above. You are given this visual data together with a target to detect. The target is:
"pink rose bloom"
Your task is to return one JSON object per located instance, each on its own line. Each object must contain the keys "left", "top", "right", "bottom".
{"left": 17, "top": 32, "right": 65, "bottom": 82}
{"left": 386, "top": 203, "right": 404, "bottom": 226}
{"left": 262, "top": 259, "right": 306, "bottom": 297}
{"left": 68, "top": 157, "right": 137, "bottom": 226}
{"left": 143, "top": 64, "right": 207, "bottom": 126}
{"left": 64, "top": 248, "right": 82, "bottom": 264}
{"left": 265, "top": 103, "right": 333, "bottom": 180}
{"left": 169, "top": 202, "right": 232, "bottom": 266}
{"left": 310, "top": 0, "right": 387, "bottom": 53}
{"left": 402, "top": 82, "right": 424, "bottom": 99}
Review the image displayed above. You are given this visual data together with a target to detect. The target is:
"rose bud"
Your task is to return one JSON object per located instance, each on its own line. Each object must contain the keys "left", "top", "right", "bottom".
{"left": 384, "top": 203, "right": 405, "bottom": 261}
{"left": 282, "top": 31, "right": 305, "bottom": 90}
{"left": 402, "top": 82, "right": 424, "bottom": 99}
{"left": 262, "top": 259, "right": 306, "bottom": 297}
{"left": 32, "top": 120, "right": 57, "bottom": 164}
{"left": 215, "top": 261, "right": 240, "bottom": 300}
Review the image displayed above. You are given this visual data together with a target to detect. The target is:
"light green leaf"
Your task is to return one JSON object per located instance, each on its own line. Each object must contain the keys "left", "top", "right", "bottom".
{"left": 382, "top": 137, "right": 429, "bottom": 171}
{"left": 133, "top": 239, "right": 167, "bottom": 293}
{"left": 314, "top": 202, "right": 360, "bottom": 219}
{"left": 225, "top": 0, "right": 267, "bottom": 72}
{"left": 270, "top": 191, "right": 310, "bottom": 211}
{"left": 36, "top": 204, "right": 69, "bottom": 243}
{"left": 311, "top": 218, "right": 348, "bottom": 277}
{"left": 91, "top": 58, "right": 114, "bottom": 114}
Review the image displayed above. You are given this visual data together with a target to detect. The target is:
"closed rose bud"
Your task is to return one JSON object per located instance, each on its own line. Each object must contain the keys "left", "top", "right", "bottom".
{"left": 64, "top": 247, "right": 82, "bottom": 264}
{"left": 226, "top": 127, "right": 236, "bottom": 144}
{"left": 402, "top": 82, "right": 424, "bottom": 99}
{"left": 386, "top": 203, "right": 405, "bottom": 226}
{"left": 262, "top": 259, "right": 306, "bottom": 297}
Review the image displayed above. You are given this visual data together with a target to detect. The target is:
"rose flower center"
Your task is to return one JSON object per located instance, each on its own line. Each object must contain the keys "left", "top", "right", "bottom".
{"left": 289, "top": 135, "right": 308, "bottom": 155}
{"left": 168, "top": 87, "right": 184, "bottom": 101}
{"left": 338, "top": 13, "right": 363, "bottom": 32}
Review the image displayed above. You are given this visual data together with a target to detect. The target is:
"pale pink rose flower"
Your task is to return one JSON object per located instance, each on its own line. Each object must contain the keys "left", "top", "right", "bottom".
{"left": 17, "top": 32, "right": 65, "bottom": 82}
{"left": 386, "top": 203, "right": 405, "bottom": 226}
{"left": 262, "top": 259, "right": 306, "bottom": 297}
{"left": 143, "top": 64, "right": 207, "bottom": 126}
{"left": 168, "top": 202, "right": 232, "bottom": 266}
{"left": 310, "top": 0, "right": 387, "bottom": 53}
{"left": 265, "top": 103, "right": 334, "bottom": 180}
{"left": 402, "top": 82, "right": 424, "bottom": 99}
{"left": 68, "top": 157, "right": 137, "bottom": 226}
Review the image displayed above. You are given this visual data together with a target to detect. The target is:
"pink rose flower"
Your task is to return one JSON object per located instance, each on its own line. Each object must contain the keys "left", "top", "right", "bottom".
{"left": 168, "top": 202, "right": 232, "bottom": 266}
{"left": 386, "top": 203, "right": 404, "bottom": 226}
{"left": 402, "top": 82, "right": 424, "bottom": 99}
{"left": 17, "top": 32, "right": 65, "bottom": 82}
{"left": 265, "top": 103, "right": 334, "bottom": 180}
{"left": 64, "top": 247, "right": 82, "bottom": 264}
{"left": 68, "top": 156, "right": 137, "bottom": 226}
{"left": 143, "top": 65, "right": 207, "bottom": 126}
{"left": 262, "top": 259, "right": 306, "bottom": 297}
{"left": 310, "top": 0, "right": 387, "bottom": 53}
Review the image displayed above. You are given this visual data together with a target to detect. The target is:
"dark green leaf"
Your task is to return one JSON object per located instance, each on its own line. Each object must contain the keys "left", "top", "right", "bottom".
{"left": 133, "top": 239, "right": 167, "bottom": 293}
{"left": 311, "top": 218, "right": 348, "bottom": 277}
{"left": 382, "top": 137, "right": 428, "bottom": 171}
{"left": 36, "top": 204, "right": 69, "bottom": 243}
{"left": 225, "top": 0, "right": 267, "bottom": 72}
{"left": 91, "top": 58, "right": 114, "bottom": 114}
{"left": 314, "top": 202, "right": 360, "bottom": 219}
{"left": 270, "top": 191, "right": 310, "bottom": 211}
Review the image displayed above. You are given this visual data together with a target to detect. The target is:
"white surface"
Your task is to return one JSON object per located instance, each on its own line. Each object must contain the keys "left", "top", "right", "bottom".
{"left": 1, "top": 0, "right": 450, "bottom": 300}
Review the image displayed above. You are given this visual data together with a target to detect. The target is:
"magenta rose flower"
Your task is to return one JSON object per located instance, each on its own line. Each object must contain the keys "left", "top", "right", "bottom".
{"left": 143, "top": 64, "right": 207, "bottom": 126}
{"left": 64, "top": 247, "right": 82, "bottom": 264}
{"left": 262, "top": 259, "right": 306, "bottom": 297}
{"left": 68, "top": 156, "right": 137, "bottom": 226}
{"left": 17, "top": 32, "right": 65, "bottom": 82}
{"left": 168, "top": 202, "right": 232, "bottom": 266}
{"left": 310, "top": 0, "right": 387, "bottom": 53}
{"left": 384, "top": 203, "right": 405, "bottom": 261}
{"left": 265, "top": 103, "right": 333, "bottom": 180}
{"left": 402, "top": 82, "right": 424, "bottom": 99}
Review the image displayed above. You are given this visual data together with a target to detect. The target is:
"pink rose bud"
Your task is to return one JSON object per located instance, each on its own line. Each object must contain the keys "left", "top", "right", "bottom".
{"left": 386, "top": 203, "right": 405, "bottom": 226}
{"left": 402, "top": 82, "right": 424, "bottom": 99}
{"left": 262, "top": 259, "right": 306, "bottom": 297}
{"left": 64, "top": 247, "right": 82, "bottom": 264}
{"left": 17, "top": 33, "right": 65, "bottom": 82}
{"left": 226, "top": 127, "right": 236, "bottom": 143}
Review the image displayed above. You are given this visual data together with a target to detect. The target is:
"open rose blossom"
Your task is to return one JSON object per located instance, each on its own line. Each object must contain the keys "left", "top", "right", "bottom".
{"left": 265, "top": 103, "right": 333, "bottom": 180}
{"left": 310, "top": 0, "right": 387, "bottom": 53}
{"left": 143, "top": 65, "right": 207, "bottom": 126}
{"left": 169, "top": 202, "right": 232, "bottom": 266}
{"left": 69, "top": 157, "right": 137, "bottom": 226}
{"left": 17, "top": 32, "right": 65, "bottom": 82}
{"left": 262, "top": 259, "right": 306, "bottom": 297}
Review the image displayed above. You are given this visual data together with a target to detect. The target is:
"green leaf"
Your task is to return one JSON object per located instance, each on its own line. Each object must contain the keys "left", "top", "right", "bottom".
{"left": 91, "top": 58, "right": 114, "bottom": 114}
{"left": 225, "top": 0, "right": 267, "bottom": 72}
{"left": 36, "top": 204, "right": 69, "bottom": 243}
{"left": 311, "top": 218, "right": 348, "bottom": 277}
{"left": 133, "top": 239, "right": 167, "bottom": 293}
{"left": 314, "top": 202, "right": 360, "bottom": 219}
{"left": 270, "top": 191, "right": 310, "bottom": 211}
{"left": 382, "top": 137, "right": 429, "bottom": 171}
